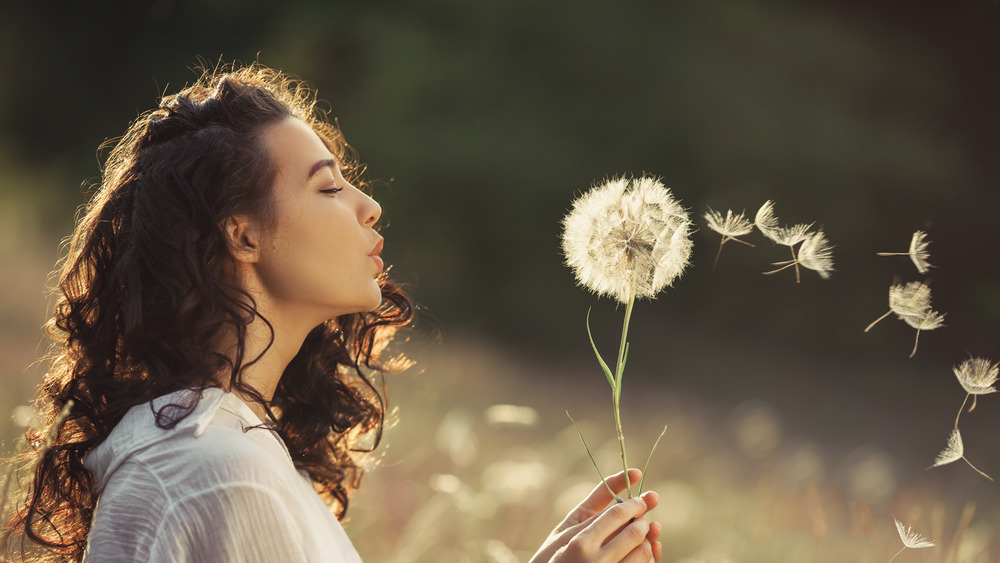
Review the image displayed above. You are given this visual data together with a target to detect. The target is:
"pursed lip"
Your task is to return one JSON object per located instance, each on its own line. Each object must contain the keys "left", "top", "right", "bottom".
{"left": 369, "top": 237, "right": 384, "bottom": 275}
{"left": 369, "top": 237, "right": 384, "bottom": 257}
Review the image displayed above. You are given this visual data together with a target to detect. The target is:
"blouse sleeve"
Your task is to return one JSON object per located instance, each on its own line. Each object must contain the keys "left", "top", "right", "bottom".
{"left": 148, "top": 482, "right": 310, "bottom": 563}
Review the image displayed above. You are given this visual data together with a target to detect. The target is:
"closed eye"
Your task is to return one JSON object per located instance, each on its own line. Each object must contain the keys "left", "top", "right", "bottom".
{"left": 320, "top": 186, "right": 343, "bottom": 195}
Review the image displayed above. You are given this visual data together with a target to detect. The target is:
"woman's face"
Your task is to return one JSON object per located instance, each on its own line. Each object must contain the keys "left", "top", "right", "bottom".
{"left": 250, "top": 117, "right": 384, "bottom": 322}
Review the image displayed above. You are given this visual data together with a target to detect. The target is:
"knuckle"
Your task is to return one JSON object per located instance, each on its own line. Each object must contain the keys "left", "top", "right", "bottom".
{"left": 566, "top": 538, "right": 596, "bottom": 559}
{"left": 623, "top": 519, "right": 650, "bottom": 543}
{"left": 607, "top": 504, "right": 629, "bottom": 520}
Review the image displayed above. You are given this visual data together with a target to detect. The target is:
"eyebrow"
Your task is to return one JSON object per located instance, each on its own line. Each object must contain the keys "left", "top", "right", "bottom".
{"left": 308, "top": 158, "right": 336, "bottom": 179}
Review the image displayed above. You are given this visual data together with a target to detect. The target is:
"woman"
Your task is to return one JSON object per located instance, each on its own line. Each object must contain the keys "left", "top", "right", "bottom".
{"left": 2, "top": 63, "right": 661, "bottom": 562}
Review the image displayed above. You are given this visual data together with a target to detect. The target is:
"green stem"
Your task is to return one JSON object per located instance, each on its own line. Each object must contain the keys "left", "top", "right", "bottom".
{"left": 614, "top": 286, "right": 636, "bottom": 498}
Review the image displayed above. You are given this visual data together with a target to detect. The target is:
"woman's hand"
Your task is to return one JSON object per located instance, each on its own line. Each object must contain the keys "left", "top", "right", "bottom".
{"left": 530, "top": 469, "right": 662, "bottom": 563}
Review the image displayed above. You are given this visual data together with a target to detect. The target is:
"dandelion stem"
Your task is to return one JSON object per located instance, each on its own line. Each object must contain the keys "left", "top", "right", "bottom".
{"left": 876, "top": 252, "right": 908, "bottom": 257}
{"left": 969, "top": 395, "right": 978, "bottom": 414}
{"left": 713, "top": 238, "right": 725, "bottom": 268}
{"left": 910, "top": 330, "right": 920, "bottom": 358}
{"left": 887, "top": 546, "right": 906, "bottom": 563}
{"left": 865, "top": 310, "right": 892, "bottom": 333}
{"left": 955, "top": 393, "right": 970, "bottom": 429}
{"left": 614, "top": 286, "right": 636, "bottom": 498}
{"left": 962, "top": 456, "right": 994, "bottom": 481}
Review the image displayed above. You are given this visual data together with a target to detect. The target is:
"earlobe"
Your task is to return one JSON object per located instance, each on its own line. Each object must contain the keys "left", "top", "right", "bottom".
{"left": 224, "top": 215, "right": 261, "bottom": 264}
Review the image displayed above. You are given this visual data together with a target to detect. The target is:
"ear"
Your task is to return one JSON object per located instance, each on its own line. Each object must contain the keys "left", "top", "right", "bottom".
{"left": 223, "top": 215, "right": 262, "bottom": 264}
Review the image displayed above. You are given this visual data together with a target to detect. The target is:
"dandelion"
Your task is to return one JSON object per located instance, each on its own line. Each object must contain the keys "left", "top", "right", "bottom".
{"left": 704, "top": 207, "right": 754, "bottom": 266}
{"left": 952, "top": 357, "right": 998, "bottom": 428}
{"left": 754, "top": 200, "right": 823, "bottom": 283}
{"left": 901, "top": 308, "right": 945, "bottom": 358}
{"left": 562, "top": 176, "right": 693, "bottom": 304}
{"left": 930, "top": 428, "right": 993, "bottom": 481}
{"left": 562, "top": 175, "right": 692, "bottom": 499}
{"left": 877, "top": 230, "right": 933, "bottom": 274}
{"left": 888, "top": 516, "right": 935, "bottom": 562}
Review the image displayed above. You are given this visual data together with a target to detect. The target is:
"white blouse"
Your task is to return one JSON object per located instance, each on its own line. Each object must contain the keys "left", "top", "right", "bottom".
{"left": 82, "top": 388, "right": 363, "bottom": 562}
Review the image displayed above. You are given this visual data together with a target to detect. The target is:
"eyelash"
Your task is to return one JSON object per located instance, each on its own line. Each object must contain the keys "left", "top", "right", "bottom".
{"left": 320, "top": 186, "right": 343, "bottom": 195}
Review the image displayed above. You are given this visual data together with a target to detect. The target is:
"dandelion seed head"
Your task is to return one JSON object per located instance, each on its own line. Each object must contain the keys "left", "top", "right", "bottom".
{"left": 705, "top": 207, "right": 753, "bottom": 238}
{"left": 932, "top": 428, "right": 964, "bottom": 468}
{"left": 798, "top": 230, "right": 835, "bottom": 279}
{"left": 562, "top": 176, "right": 693, "bottom": 303}
{"left": 953, "top": 357, "right": 999, "bottom": 395}
{"left": 893, "top": 517, "right": 936, "bottom": 549}
{"left": 909, "top": 230, "right": 933, "bottom": 274}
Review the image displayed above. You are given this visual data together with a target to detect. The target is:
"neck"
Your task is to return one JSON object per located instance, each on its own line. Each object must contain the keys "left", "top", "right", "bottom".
{"left": 219, "top": 302, "right": 320, "bottom": 423}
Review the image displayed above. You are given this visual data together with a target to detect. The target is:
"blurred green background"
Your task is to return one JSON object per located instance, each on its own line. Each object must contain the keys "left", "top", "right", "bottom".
{"left": 2, "top": 0, "right": 1000, "bottom": 560}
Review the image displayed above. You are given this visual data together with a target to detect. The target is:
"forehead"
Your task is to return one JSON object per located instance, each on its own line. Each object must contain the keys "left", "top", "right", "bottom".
{"left": 263, "top": 117, "right": 335, "bottom": 179}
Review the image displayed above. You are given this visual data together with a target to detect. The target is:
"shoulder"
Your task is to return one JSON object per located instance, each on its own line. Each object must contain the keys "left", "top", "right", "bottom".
{"left": 90, "top": 388, "right": 301, "bottom": 500}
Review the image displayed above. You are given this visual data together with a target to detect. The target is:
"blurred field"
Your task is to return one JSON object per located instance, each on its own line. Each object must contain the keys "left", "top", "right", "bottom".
{"left": 343, "top": 333, "right": 1000, "bottom": 562}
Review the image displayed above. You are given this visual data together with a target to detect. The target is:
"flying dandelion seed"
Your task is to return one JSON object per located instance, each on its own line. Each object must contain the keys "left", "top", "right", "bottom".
{"left": 562, "top": 176, "right": 693, "bottom": 304}
{"left": 754, "top": 200, "right": 819, "bottom": 283}
{"left": 704, "top": 207, "right": 755, "bottom": 266}
{"left": 864, "top": 281, "right": 935, "bottom": 334}
{"left": 902, "top": 308, "right": 945, "bottom": 358}
{"left": 562, "top": 175, "right": 692, "bottom": 499}
{"left": 888, "top": 516, "right": 935, "bottom": 562}
{"left": 796, "top": 230, "right": 835, "bottom": 279}
{"left": 761, "top": 228, "right": 833, "bottom": 281}
{"left": 754, "top": 200, "right": 780, "bottom": 238}
{"left": 930, "top": 428, "right": 993, "bottom": 481}
{"left": 771, "top": 223, "right": 814, "bottom": 247}
{"left": 877, "top": 230, "right": 933, "bottom": 274}
{"left": 952, "top": 357, "right": 998, "bottom": 428}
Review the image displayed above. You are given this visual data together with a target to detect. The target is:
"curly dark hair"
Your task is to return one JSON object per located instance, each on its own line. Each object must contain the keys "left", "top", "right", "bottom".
{"left": 1, "top": 63, "right": 413, "bottom": 561}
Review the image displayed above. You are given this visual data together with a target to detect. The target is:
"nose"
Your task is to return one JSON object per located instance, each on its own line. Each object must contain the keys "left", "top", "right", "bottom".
{"left": 360, "top": 191, "right": 381, "bottom": 228}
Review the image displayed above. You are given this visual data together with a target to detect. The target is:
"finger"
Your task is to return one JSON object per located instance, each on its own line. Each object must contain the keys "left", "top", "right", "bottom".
{"left": 601, "top": 517, "right": 651, "bottom": 562}
{"left": 573, "top": 469, "right": 643, "bottom": 516}
{"left": 646, "top": 519, "right": 662, "bottom": 543}
{"left": 639, "top": 490, "right": 659, "bottom": 512}
{"left": 646, "top": 521, "right": 662, "bottom": 561}
{"left": 573, "top": 497, "right": 648, "bottom": 553}
{"left": 620, "top": 540, "right": 655, "bottom": 563}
